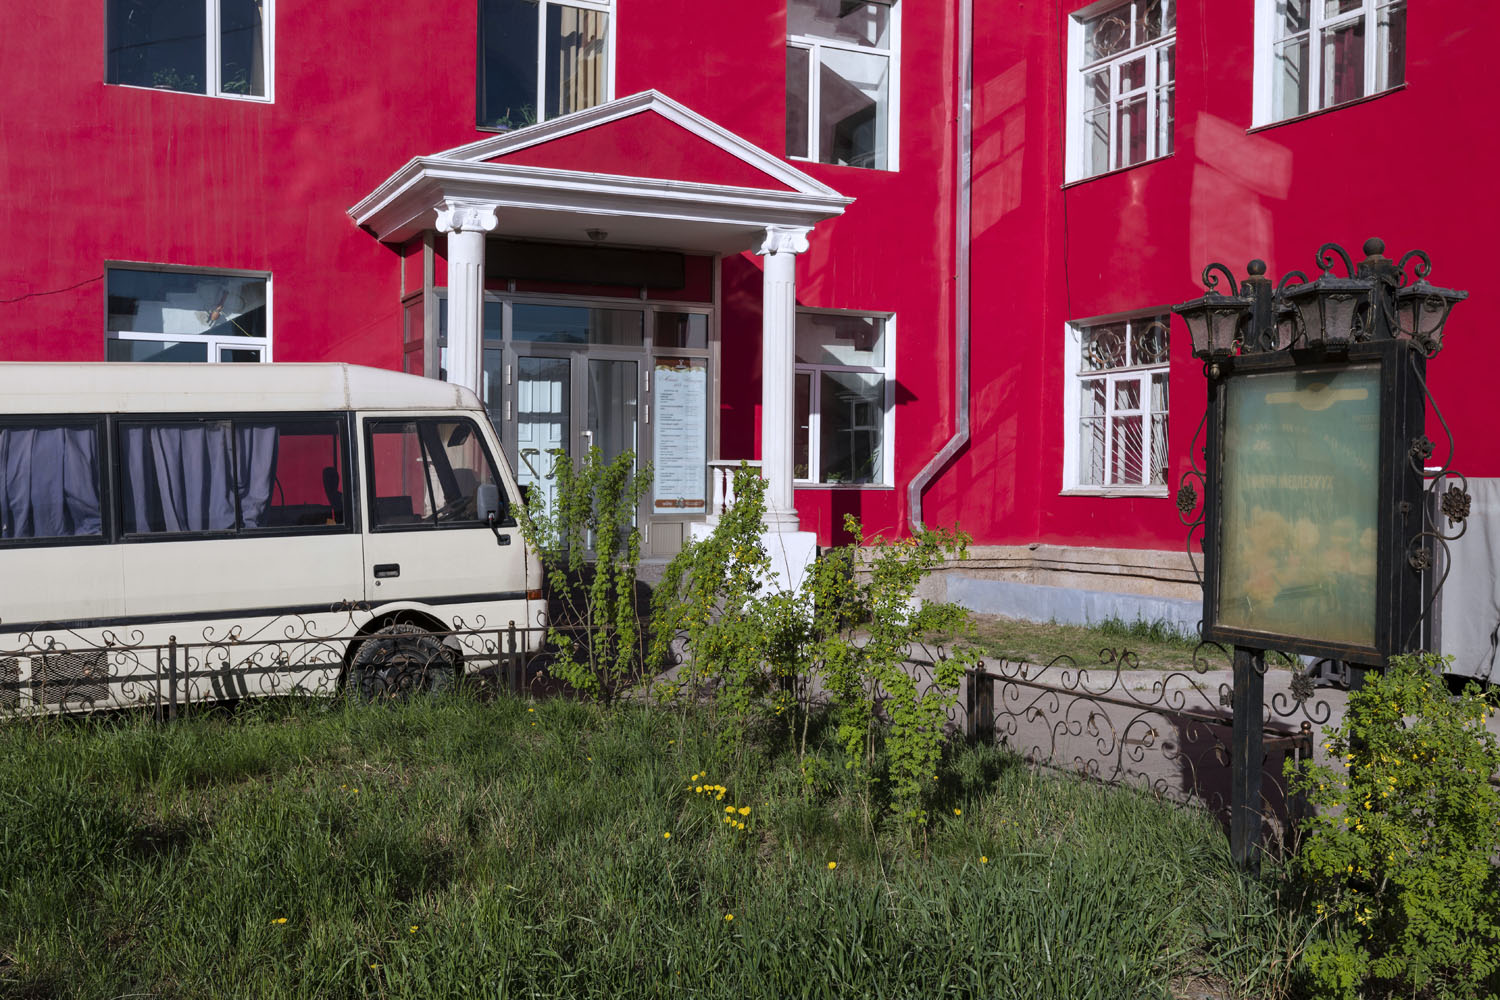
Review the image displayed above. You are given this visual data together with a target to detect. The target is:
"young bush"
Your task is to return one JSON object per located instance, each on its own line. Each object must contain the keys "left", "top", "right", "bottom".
{"left": 652, "top": 466, "right": 977, "bottom": 831}
{"left": 1285, "top": 652, "right": 1500, "bottom": 999}
{"left": 649, "top": 466, "right": 777, "bottom": 748}
{"left": 516, "top": 447, "right": 650, "bottom": 704}
{"left": 815, "top": 515, "right": 977, "bottom": 829}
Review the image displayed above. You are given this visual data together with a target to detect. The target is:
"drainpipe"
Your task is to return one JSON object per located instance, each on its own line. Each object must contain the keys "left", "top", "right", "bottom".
{"left": 907, "top": 0, "right": 973, "bottom": 534}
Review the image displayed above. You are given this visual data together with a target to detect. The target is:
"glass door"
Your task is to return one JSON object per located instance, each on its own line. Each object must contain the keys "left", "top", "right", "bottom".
{"left": 515, "top": 355, "right": 571, "bottom": 512}
{"left": 585, "top": 357, "right": 639, "bottom": 470}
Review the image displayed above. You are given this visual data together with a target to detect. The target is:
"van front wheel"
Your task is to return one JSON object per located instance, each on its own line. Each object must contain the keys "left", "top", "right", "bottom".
{"left": 348, "top": 624, "right": 456, "bottom": 702}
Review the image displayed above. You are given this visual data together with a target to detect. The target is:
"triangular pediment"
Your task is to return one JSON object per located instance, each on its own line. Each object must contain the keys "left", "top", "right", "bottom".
{"left": 434, "top": 91, "right": 837, "bottom": 197}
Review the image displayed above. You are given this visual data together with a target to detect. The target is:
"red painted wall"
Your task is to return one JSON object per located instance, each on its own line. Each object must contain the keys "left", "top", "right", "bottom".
{"left": 3, "top": 1, "right": 1495, "bottom": 557}
{"left": 916, "top": 0, "right": 1500, "bottom": 554}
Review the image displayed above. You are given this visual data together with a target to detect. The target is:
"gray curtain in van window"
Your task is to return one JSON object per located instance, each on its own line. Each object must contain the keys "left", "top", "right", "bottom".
{"left": 0, "top": 426, "right": 102, "bottom": 539}
{"left": 120, "top": 423, "right": 280, "bottom": 533}
{"left": 235, "top": 425, "right": 278, "bottom": 529}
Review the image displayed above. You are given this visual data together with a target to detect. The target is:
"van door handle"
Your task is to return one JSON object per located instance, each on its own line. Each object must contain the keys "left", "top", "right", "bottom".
{"left": 373, "top": 563, "right": 401, "bottom": 579}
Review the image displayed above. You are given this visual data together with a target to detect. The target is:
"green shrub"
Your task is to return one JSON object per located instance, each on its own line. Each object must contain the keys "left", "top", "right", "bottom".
{"left": 651, "top": 466, "right": 977, "bottom": 831}
{"left": 516, "top": 446, "right": 650, "bottom": 704}
{"left": 1286, "top": 652, "right": 1500, "bottom": 999}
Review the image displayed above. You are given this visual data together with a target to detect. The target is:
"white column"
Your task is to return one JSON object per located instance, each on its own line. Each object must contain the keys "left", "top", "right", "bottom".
{"left": 434, "top": 201, "right": 498, "bottom": 396}
{"left": 757, "top": 225, "right": 811, "bottom": 533}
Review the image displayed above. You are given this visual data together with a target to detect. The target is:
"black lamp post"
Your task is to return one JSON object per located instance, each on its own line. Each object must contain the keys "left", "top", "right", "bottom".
{"left": 1172, "top": 236, "right": 1468, "bottom": 871}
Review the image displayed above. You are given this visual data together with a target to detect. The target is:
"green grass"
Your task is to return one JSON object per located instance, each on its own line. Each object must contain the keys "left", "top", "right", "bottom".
{"left": 957, "top": 615, "right": 1302, "bottom": 674}
{"left": 0, "top": 692, "right": 1312, "bottom": 999}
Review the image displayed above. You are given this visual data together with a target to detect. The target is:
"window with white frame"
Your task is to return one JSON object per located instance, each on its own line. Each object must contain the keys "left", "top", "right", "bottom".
{"left": 786, "top": 0, "right": 898, "bottom": 170}
{"left": 1254, "top": 0, "right": 1405, "bottom": 125}
{"left": 793, "top": 311, "right": 893, "bottom": 485}
{"left": 478, "top": 0, "right": 611, "bottom": 129}
{"left": 106, "top": 0, "right": 271, "bottom": 99}
{"left": 1066, "top": 0, "right": 1174, "bottom": 182}
{"left": 106, "top": 266, "right": 269, "bottom": 363}
{"left": 1063, "top": 314, "right": 1169, "bottom": 491}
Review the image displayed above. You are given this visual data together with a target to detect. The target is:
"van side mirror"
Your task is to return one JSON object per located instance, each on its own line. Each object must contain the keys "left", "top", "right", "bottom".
{"left": 476, "top": 483, "right": 510, "bottom": 546}
{"left": 477, "top": 482, "right": 500, "bottom": 522}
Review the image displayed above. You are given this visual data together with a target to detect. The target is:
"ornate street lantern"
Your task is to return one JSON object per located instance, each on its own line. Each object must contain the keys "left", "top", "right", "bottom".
{"left": 1393, "top": 278, "right": 1469, "bottom": 354}
{"left": 1279, "top": 244, "right": 1373, "bottom": 352}
{"left": 1174, "top": 237, "right": 1465, "bottom": 361}
{"left": 1173, "top": 264, "right": 1250, "bottom": 362}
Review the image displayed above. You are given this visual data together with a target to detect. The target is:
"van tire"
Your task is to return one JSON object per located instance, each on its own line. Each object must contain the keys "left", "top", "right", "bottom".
{"left": 348, "top": 624, "right": 456, "bottom": 702}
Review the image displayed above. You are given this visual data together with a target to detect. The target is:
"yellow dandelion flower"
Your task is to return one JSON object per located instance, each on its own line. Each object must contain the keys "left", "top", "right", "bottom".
{"left": 725, "top": 805, "right": 735, "bottom": 813}
{"left": 724, "top": 913, "right": 734, "bottom": 921}
{"left": 736, "top": 821, "right": 745, "bottom": 830}
{"left": 738, "top": 806, "right": 750, "bottom": 816}
{"left": 953, "top": 808, "right": 962, "bottom": 817}
{"left": 351, "top": 789, "right": 359, "bottom": 794}
{"left": 663, "top": 832, "right": 672, "bottom": 839}
{"left": 528, "top": 707, "right": 534, "bottom": 713}
{"left": 272, "top": 917, "right": 288, "bottom": 924}
{"left": 668, "top": 740, "right": 675, "bottom": 745}
{"left": 980, "top": 856, "right": 988, "bottom": 864}
{"left": 409, "top": 925, "right": 418, "bottom": 933}
{"left": 696, "top": 786, "right": 704, "bottom": 793}
{"left": 828, "top": 861, "right": 837, "bottom": 870}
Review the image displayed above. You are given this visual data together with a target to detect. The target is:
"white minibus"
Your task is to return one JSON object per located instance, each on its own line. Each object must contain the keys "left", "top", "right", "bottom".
{"left": 0, "top": 363, "right": 544, "bottom": 713}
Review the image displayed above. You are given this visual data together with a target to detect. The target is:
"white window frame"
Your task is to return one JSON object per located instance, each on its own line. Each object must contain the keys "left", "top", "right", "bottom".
{"left": 105, "top": 263, "right": 272, "bottom": 363}
{"left": 1252, "top": 0, "right": 1405, "bottom": 127}
{"left": 1064, "top": 0, "right": 1174, "bottom": 183}
{"left": 105, "top": 0, "right": 275, "bottom": 102}
{"left": 787, "top": 1, "right": 901, "bottom": 171}
{"left": 794, "top": 309, "right": 895, "bottom": 488}
{"left": 1061, "top": 312, "right": 1169, "bottom": 496}
{"left": 480, "top": 0, "right": 616, "bottom": 129}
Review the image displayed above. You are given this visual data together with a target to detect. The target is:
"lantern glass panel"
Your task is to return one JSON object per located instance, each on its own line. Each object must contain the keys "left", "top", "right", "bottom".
{"left": 1323, "top": 292, "right": 1360, "bottom": 347}
{"left": 1209, "top": 304, "right": 1246, "bottom": 355}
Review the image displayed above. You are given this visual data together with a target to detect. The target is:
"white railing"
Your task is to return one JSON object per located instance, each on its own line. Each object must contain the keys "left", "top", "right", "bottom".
{"left": 707, "top": 460, "right": 762, "bottom": 517}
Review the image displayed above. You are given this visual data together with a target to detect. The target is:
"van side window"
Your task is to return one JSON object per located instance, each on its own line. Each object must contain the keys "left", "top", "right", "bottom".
{"left": 119, "top": 418, "right": 349, "bottom": 536}
{"left": 0, "top": 422, "right": 104, "bottom": 541}
{"left": 368, "top": 418, "right": 505, "bottom": 529}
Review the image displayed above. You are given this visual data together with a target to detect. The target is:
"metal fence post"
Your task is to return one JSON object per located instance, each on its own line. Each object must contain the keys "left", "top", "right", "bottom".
{"left": 506, "top": 621, "right": 519, "bottom": 695}
{"left": 1230, "top": 645, "right": 1265, "bottom": 871}
{"left": 167, "top": 636, "right": 178, "bottom": 721}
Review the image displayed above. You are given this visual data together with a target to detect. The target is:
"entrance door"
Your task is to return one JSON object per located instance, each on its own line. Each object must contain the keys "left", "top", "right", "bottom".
{"left": 513, "top": 351, "right": 640, "bottom": 515}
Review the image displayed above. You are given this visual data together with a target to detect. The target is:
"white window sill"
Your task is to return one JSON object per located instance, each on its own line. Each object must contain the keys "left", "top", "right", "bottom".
{"left": 787, "top": 155, "right": 896, "bottom": 174}
{"left": 1062, "top": 152, "right": 1174, "bottom": 189}
{"left": 794, "top": 482, "right": 895, "bottom": 491}
{"left": 1247, "top": 83, "right": 1406, "bottom": 134}
{"left": 106, "top": 81, "right": 272, "bottom": 104}
{"left": 1059, "top": 487, "right": 1169, "bottom": 499}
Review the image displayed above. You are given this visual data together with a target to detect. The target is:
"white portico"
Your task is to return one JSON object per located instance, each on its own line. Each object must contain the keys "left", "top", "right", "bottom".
{"left": 349, "top": 91, "right": 850, "bottom": 562}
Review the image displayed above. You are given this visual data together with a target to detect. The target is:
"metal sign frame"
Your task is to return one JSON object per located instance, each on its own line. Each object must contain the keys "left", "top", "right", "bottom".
{"left": 1201, "top": 339, "right": 1427, "bottom": 666}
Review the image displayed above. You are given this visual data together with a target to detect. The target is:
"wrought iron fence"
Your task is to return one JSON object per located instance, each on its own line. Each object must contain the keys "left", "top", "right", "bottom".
{"left": 0, "top": 607, "right": 561, "bottom": 719}
{"left": 955, "top": 644, "right": 1335, "bottom": 845}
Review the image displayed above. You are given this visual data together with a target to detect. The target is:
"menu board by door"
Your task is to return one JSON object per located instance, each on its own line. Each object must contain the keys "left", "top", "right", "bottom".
{"left": 653, "top": 359, "right": 707, "bottom": 511}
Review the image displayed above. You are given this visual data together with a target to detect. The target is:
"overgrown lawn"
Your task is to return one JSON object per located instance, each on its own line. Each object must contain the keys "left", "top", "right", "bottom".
{"left": 0, "top": 693, "right": 1308, "bottom": 999}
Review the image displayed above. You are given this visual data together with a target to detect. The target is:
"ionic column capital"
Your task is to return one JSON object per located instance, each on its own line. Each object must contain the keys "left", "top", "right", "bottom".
{"left": 757, "top": 225, "right": 811, "bottom": 257}
{"left": 435, "top": 201, "right": 499, "bottom": 235}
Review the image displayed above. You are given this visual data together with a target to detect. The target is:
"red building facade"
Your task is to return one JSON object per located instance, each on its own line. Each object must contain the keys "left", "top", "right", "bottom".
{"left": 2, "top": 0, "right": 1494, "bottom": 623}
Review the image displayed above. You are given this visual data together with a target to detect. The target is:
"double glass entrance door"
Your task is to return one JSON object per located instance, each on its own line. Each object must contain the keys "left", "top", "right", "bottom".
{"left": 514, "top": 352, "right": 639, "bottom": 514}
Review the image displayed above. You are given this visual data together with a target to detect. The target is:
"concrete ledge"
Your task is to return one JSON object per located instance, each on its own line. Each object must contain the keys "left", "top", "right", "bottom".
{"left": 944, "top": 575, "right": 1203, "bottom": 635}
{"left": 924, "top": 544, "right": 1201, "bottom": 601}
